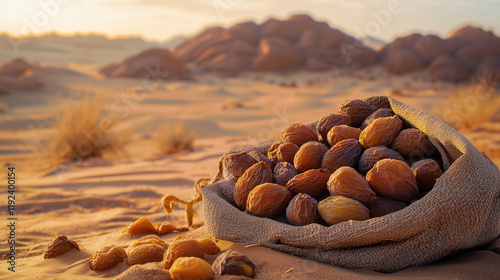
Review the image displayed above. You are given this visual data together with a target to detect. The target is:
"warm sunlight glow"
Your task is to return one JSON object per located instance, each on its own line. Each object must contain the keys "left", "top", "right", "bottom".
{"left": 0, "top": 0, "right": 498, "bottom": 41}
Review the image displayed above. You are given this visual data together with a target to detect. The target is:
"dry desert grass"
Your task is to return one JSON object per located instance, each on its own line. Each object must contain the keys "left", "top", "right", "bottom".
{"left": 435, "top": 81, "right": 500, "bottom": 131}
{"left": 46, "top": 95, "right": 130, "bottom": 164}
{"left": 156, "top": 121, "right": 196, "bottom": 154}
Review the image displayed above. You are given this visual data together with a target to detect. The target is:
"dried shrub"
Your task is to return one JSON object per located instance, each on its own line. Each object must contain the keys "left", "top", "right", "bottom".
{"left": 436, "top": 81, "right": 500, "bottom": 130}
{"left": 47, "top": 95, "right": 129, "bottom": 163}
{"left": 156, "top": 121, "right": 196, "bottom": 154}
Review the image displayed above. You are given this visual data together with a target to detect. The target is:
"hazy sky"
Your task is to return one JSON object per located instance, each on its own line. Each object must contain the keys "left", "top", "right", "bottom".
{"left": 1, "top": 0, "right": 499, "bottom": 41}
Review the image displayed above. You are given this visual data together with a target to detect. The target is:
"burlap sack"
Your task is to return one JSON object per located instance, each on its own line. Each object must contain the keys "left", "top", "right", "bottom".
{"left": 201, "top": 96, "right": 500, "bottom": 272}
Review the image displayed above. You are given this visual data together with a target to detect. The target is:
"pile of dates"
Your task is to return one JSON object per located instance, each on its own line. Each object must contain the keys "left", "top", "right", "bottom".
{"left": 44, "top": 234, "right": 256, "bottom": 279}
{"left": 226, "top": 99, "right": 443, "bottom": 226}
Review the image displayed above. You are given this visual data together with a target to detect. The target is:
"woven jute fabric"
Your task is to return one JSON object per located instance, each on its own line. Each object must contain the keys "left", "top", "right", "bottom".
{"left": 201, "top": 96, "right": 500, "bottom": 272}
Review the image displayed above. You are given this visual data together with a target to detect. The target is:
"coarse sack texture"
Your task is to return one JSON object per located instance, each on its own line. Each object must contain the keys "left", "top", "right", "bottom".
{"left": 200, "top": 96, "right": 500, "bottom": 272}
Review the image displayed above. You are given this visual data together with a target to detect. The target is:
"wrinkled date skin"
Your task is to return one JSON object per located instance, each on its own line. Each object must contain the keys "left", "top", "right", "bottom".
{"left": 273, "top": 162, "right": 298, "bottom": 186}
{"left": 248, "top": 151, "right": 272, "bottom": 168}
{"left": 223, "top": 151, "right": 258, "bottom": 178}
{"left": 358, "top": 146, "right": 405, "bottom": 174}
{"left": 318, "top": 196, "right": 370, "bottom": 225}
{"left": 89, "top": 245, "right": 127, "bottom": 271}
{"left": 169, "top": 257, "right": 214, "bottom": 280}
{"left": 126, "top": 235, "right": 168, "bottom": 266}
{"left": 366, "top": 159, "right": 418, "bottom": 202}
{"left": 163, "top": 238, "right": 205, "bottom": 269}
{"left": 286, "top": 193, "right": 319, "bottom": 226}
{"left": 286, "top": 168, "right": 330, "bottom": 197}
{"left": 234, "top": 161, "right": 273, "bottom": 210}
{"left": 360, "top": 108, "right": 394, "bottom": 130}
{"left": 126, "top": 235, "right": 168, "bottom": 255}
{"left": 198, "top": 238, "right": 220, "bottom": 255}
{"left": 280, "top": 123, "right": 318, "bottom": 146}
{"left": 327, "top": 166, "right": 376, "bottom": 205}
{"left": 337, "top": 99, "right": 378, "bottom": 127}
{"left": 122, "top": 216, "right": 158, "bottom": 235}
{"left": 127, "top": 243, "right": 166, "bottom": 266}
{"left": 391, "top": 128, "right": 434, "bottom": 159}
{"left": 246, "top": 183, "right": 293, "bottom": 218}
{"left": 267, "top": 142, "right": 281, "bottom": 166}
{"left": 276, "top": 142, "right": 300, "bottom": 164}
{"left": 293, "top": 141, "right": 329, "bottom": 172}
{"left": 321, "top": 139, "right": 363, "bottom": 173}
{"left": 44, "top": 235, "right": 80, "bottom": 259}
{"left": 367, "top": 197, "right": 407, "bottom": 218}
{"left": 359, "top": 116, "right": 403, "bottom": 148}
{"left": 327, "top": 125, "right": 362, "bottom": 146}
{"left": 212, "top": 250, "right": 256, "bottom": 278}
{"left": 411, "top": 158, "right": 443, "bottom": 192}
{"left": 316, "top": 113, "right": 351, "bottom": 142}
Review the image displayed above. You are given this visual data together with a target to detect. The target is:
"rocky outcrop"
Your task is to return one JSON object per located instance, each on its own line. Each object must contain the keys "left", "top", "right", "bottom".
{"left": 260, "top": 15, "right": 328, "bottom": 42}
{"left": 172, "top": 14, "right": 377, "bottom": 74}
{"left": 199, "top": 54, "right": 252, "bottom": 73}
{"left": 194, "top": 40, "right": 256, "bottom": 64}
{"left": 254, "top": 37, "right": 302, "bottom": 71}
{"left": 99, "top": 48, "right": 189, "bottom": 79}
{"left": 0, "top": 57, "right": 34, "bottom": 76}
{"left": 413, "top": 35, "right": 447, "bottom": 64}
{"left": 0, "top": 57, "right": 44, "bottom": 91}
{"left": 173, "top": 27, "right": 227, "bottom": 62}
{"left": 304, "top": 57, "right": 332, "bottom": 71}
{"left": 429, "top": 54, "right": 469, "bottom": 82}
{"left": 377, "top": 25, "right": 500, "bottom": 82}
{"left": 110, "top": 16, "right": 499, "bottom": 82}
{"left": 384, "top": 50, "right": 425, "bottom": 74}
{"left": 475, "top": 57, "right": 500, "bottom": 82}
{"left": 222, "top": 21, "right": 260, "bottom": 44}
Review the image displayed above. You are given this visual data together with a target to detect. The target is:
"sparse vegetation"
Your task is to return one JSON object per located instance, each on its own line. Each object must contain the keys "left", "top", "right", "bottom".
{"left": 435, "top": 81, "right": 500, "bottom": 131}
{"left": 156, "top": 121, "right": 196, "bottom": 154}
{"left": 47, "top": 95, "right": 130, "bottom": 163}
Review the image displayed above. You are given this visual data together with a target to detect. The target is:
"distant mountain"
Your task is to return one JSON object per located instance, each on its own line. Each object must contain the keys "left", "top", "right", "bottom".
{"left": 0, "top": 32, "right": 161, "bottom": 52}
{"left": 0, "top": 32, "right": 187, "bottom": 67}
{"left": 0, "top": 32, "right": 189, "bottom": 53}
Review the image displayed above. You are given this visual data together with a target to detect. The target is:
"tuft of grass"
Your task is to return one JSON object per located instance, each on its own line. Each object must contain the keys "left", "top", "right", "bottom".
{"left": 156, "top": 121, "right": 196, "bottom": 154}
{"left": 435, "top": 81, "right": 500, "bottom": 131}
{"left": 47, "top": 95, "right": 129, "bottom": 164}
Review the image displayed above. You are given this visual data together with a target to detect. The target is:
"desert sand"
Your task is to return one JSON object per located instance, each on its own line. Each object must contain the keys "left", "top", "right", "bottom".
{"left": 1, "top": 63, "right": 499, "bottom": 279}
{"left": 1, "top": 13, "right": 500, "bottom": 279}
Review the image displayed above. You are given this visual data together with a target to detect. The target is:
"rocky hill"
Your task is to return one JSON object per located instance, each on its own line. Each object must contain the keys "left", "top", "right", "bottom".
{"left": 99, "top": 15, "right": 500, "bottom": 82}
{"left": 172, "top": 14, "right": 377, "bottom": 73}
{"left": 99, "top": 48, "right": 190, "bottom": 80}
{"left": 380, "top": 26, "right": 500, "bottom": 82}
{"left": 0, "top": 57, "right": 43, "bottom": 92}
